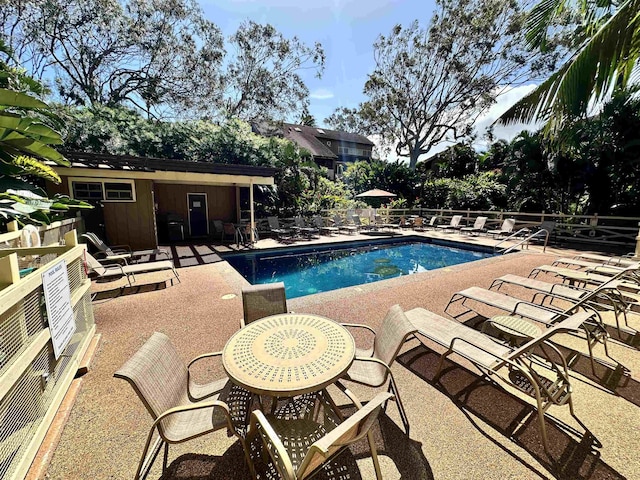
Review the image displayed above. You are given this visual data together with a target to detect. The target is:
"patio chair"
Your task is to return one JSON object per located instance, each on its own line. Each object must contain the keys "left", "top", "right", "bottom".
{"left": 573, "top": 252, "right": 637, "bottom": 267}
{"left": 424, "top": 216, "right": 440, "bottom": 230}
{"left": 241, "top": 282, "right": 288, "bottom": 328}
{"left": 490, "top": 274, "right": 633, "bottom": 335}
{"left": 312, "top": 216, "right": 339, "bottom": 235}
{"left": 293, "top": 216, "right": 319, "bottom": 238}
{"left": 212, "top": 220, "right": 224, "bottom": 242}
{"left": 248, "top": 391, "right": 393, "bottom": 480}
{"left": 460, "top": 216, "right": 487, "bottom": 235}
{"left": 412, "top": 217, "right": 425, "bottom": 231}
{"left": 340, "top": 304, "right": 417, "bottom": 434}
{"left": 267, "top": 216, "right": 293, "bottom": 240}
{"left": 84, "top": 252, "right": 179, "bottom": 287}
{"left": 405, "top": 308, "right": 595, "bottom": 453}
{"left": 350, "top": 214, "right": 370, "bottom": 231}
{"left": 436, "top": 215, "right": 463, "bottom": 232}
{"left": 333, "top": 215, "right": 357, "bottom": 235}
{"left": 444, "top": 285, "right": 613, "bottom": 374}
{"left": 82, "top": 232, "right": 169, "bottom": 263}
{"left": 487, "top": 218, "right": 515, "bottom": 237}
{"left": 114, "top": 332, "right": 253, "bottom": 480}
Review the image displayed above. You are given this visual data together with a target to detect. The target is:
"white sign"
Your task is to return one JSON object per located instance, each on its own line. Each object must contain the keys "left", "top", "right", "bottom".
{"left": 42, "top": 260, "right": 76, "bottom": 359}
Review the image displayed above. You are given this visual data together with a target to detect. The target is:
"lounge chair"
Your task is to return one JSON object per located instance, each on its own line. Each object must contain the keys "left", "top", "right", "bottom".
{"left": 490, "top": 273, "right": 632, "bottom": 335}
{"left": 84, "top": 252, "right": 179, "bottom": 287}
{"left": 530, "top": 264, "right": 640, "bottom": 287}
{"left": 423, "top": 216, "right": 440, "bottom": 230}
{"left": 248, "top": 391, "right": 392, "bottom": 480}
{"left": 412, "top": 217, "right": 425, "bottom": 231}
{"left": 436, "top": 214, "right": 463, "bottom": 232}
{"left": 333, "top": 215, "right": 357, "bottom": 235}
{"left": 267, "top": 216, "right": 293, "bottom": 240}
{"left": 241, "top": 282, "right": 287, "bottom": 328}
{"left": 460, "top": 216, "right": 487, "bottom": 235}
{"left": 406, "top": 308, "right": 594, "bottom": 452}
{"left": 114, "top": 332, "right": 252, "bottom": 480}
{"left": 312, "top": 216, "right": 338, "bottom": 235}
{"left": 574, "top": 252, "right": 637, "bottom": 267}
{"left": 293, "top": 216, "right": 319, "bottom": 238}
{"left": 340, "top": 304, "right": 417, "bottom": 434}
{"left": 487, "top": 218, "right": 515, "bottom": 237}
{"left": 350, "top": 214, "right": 370, "bottom": 231}
{"left": 552, "top": 257, "right": 639, "bottom": 276}
{"left": 444, "top": 285, "right": 612, "bottom": 374}
{"left": 82, "top": 232, "right": 169, "bottom": 263}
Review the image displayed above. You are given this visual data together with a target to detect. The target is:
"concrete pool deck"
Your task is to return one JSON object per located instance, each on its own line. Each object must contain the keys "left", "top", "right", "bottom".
{"left": 42, "top": 233, "right": 640, "bottom": 480}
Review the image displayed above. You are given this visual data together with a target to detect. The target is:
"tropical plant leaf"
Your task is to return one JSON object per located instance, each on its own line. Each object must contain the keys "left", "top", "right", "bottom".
{"left": 6, "top": 155, "right": 61, "bottom": 182}
{"left": 498, "top": 0, "right": 640, "bottom": 126}
{"left": 0, "top": 88, "right": 49, "bottom": 110}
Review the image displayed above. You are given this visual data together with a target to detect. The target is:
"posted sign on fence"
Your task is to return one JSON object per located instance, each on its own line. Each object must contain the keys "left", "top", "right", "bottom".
{"left": 42, "top": 259, "right": 76, "bottom": 359}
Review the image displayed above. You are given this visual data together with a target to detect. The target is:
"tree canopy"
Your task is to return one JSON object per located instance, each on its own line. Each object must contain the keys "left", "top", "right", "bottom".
{"left": 1, "top": 0, "right": 325, "bottom": 121}
{"left": 327, "top": 0, "right": 558, "bottom": 170}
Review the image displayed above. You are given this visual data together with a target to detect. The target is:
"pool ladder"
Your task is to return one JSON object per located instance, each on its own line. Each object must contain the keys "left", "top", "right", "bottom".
{"left": 494, "top": 228, "right": 550, "bottom": 254}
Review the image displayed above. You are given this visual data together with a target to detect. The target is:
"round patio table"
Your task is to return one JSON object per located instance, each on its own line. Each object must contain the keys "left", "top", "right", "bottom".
{"left": 222, "top": 313, "right": 355, "bottom": 397}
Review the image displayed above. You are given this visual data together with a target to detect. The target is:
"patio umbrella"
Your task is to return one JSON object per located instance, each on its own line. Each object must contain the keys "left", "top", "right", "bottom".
{"left": 355, "top": 188, "right": 397, "bottom": 198}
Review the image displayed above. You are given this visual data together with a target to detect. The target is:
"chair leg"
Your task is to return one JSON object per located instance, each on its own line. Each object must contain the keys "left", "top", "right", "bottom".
{"left": 387, "top": 374, "right": 410, "bottom": 435}
{"left": 135, "top": 430, "right": 164, "bottom": 480}
{"left": 162, "top": 442, "right": 169, "bottom": 472}
{"left": 366, "top": 430, "right": 383, "bottom": 480}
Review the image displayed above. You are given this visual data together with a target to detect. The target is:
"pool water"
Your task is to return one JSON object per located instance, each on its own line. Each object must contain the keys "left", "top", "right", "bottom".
{"left": 224, "top": 239, "right": 494, "bottom": 299}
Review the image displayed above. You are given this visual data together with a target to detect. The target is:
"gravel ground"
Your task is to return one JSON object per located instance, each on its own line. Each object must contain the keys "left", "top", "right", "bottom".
{"left": 44, "top": 244, "right": 640, "bottom": 480}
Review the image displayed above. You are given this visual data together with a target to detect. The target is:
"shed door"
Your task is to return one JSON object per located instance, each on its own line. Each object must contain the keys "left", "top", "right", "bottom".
{"left": 187, "top": 193, "right": 208, "bottom": 237}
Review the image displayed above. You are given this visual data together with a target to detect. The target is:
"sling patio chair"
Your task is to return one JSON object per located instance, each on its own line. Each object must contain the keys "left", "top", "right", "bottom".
{"left": 114, "top": 332, "right": 253, "bottom": 480}
{"left": 444, "top": 285, "right": 615, "bottom": 374}
{"left": 552, "top": 257, "right": 640, "bottom": 278}
{"left": 333, "top": 215, "right": 357, "bottom": 235}
{"left": 84, "top": 251, "right": 179, "bottom": 287}
{"left": 460, "top": 216, "right": 487, "bottom": 235}
{"left": 293, "top": 216, "right": 319, "bottom": 239}
{"left": 339, "top": 304, "right": 417, "bottom": 434}
{"left": 405, "top": 308, "right": 595, "bottom": 453}
{"left": 530, "top": 264, "right": 640, "bottom": 289}
{"left": 241, "top": 282, "right": 288, "bottom": 328}
{"left": 423, "top": 215, "right": 440, "bottom": 230}
{"left": 487, "top": 218, "right": 516, "bottom": 237}
{"left": 350, "top": 214, "right": 371, "bottom": 231}
{"left": 248, "top": 391, "right": 393, "bottom": 480}
{"left": 267, "top": 216, "right": 293, "bottom": 240}
{"left": 412, "top": 217, "right": 425, "bottom": 231}
{"left": 436, "top": 214, "right": 463, "bottom": 232}
{"left": 573, "top": 252, "right": 637, "bottom": 267}
{"left": 82, "top": 232, "right": 169, "bottom": 263}
{"left": 490, "top": 274, "right": 634, "bottom": 336}
{"left": 312, "top": 216, "right": 339, "bottom": 235}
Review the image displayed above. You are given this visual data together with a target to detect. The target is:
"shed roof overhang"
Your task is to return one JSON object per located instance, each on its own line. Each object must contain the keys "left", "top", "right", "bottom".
{"left": 53, "top": 151, "right": 275, "bottom": 186}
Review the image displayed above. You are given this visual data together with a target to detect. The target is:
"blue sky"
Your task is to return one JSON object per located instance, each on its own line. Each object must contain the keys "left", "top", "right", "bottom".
{"left": 200, "top": 0, "right": 536, "bottom": 157}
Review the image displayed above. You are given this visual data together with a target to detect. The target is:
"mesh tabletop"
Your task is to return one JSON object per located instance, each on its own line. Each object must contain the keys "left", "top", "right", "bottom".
{"left": 223, "top": 314, "right": 355, "bottom": 396}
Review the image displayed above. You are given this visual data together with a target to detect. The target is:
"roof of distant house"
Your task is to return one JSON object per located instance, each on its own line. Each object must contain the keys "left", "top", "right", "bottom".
{"left": 252, "top": 122, "right": 374, "bottom": 160}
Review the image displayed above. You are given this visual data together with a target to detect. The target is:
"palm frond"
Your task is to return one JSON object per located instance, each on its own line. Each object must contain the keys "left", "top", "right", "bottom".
{"left": 498, "top": 0, "right": 640, "bottom": 125}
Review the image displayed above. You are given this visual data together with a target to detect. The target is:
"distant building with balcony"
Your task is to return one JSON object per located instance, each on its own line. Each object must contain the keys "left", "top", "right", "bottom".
{"left": 252, "top": 122, "right": 374, "bottom": 179}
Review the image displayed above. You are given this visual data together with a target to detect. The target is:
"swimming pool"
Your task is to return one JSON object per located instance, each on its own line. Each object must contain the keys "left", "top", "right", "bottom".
{"left": 223, "top": 238, "right": 495, "bottom": 299}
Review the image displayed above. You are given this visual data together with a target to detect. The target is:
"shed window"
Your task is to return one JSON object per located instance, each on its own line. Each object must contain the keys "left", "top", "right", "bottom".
{"left": 72, "top": 182, "right": 103, "bottom": 201}
{"left": 104, "top": 182, "right": 134, "bottom": 201}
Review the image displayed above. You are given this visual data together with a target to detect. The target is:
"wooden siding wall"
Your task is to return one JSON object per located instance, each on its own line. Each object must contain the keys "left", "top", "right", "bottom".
{"left": 154, "top": 183, "right": 236, "bottom": 236}
{"left": 102, "top": 179, "right": 156, "bottom": 249}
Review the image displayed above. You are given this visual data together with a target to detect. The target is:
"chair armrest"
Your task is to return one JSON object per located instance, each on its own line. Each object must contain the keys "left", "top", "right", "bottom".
{"left": 110, "top": 244, "right": 133, "bottom": 253}
{"left": 248, "top": 410, "right": 297, "bottom": 479}
{"left": 340, "top": 323, "right": 376, "bottom": 335}
{"left": 152, "top": 399, "right": 236, "bottom": 440}
{"left": 511, "top": 300, "right": 561, "bottom": 317}
{"left": 188, "top": 351, "right": 223, "bottom": 369}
